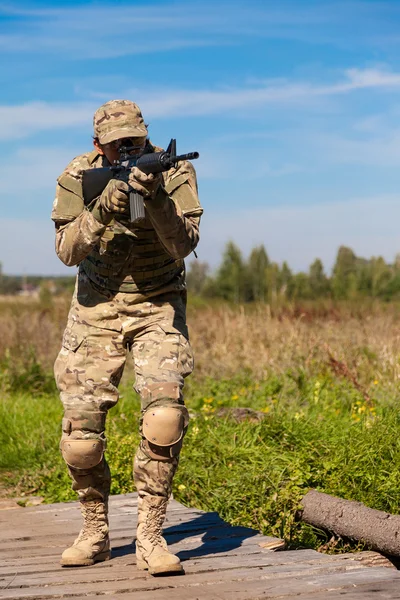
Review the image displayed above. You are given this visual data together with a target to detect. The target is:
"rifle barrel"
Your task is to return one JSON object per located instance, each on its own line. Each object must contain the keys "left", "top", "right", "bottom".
{"left": 171, "top": 152, "right": 199, "bottom": 162}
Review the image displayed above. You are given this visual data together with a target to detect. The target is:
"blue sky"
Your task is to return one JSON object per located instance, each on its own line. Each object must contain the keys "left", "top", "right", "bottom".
{"left": 2, "top": 0, "right": 400, "bottom": 275}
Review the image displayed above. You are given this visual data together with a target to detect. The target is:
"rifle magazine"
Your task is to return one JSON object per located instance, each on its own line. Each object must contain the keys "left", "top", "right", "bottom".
{"left": 129, "top": 191, "right": 146, "bottom": 223}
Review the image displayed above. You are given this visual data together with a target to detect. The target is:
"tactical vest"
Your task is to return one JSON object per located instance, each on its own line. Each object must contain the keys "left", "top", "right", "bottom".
{"left": 81, "top": 215, "right": 184, "bottom": 293}
{"left": 53, "top": 149, "right": 200, "bottom": 294}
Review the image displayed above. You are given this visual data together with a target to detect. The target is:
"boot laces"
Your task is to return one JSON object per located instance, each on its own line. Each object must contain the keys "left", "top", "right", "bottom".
{"left": 144, "top": 500, "right": 167, "bottom": 546}
{"left": 78, "top": 501, "right": 107, "bottom": 542}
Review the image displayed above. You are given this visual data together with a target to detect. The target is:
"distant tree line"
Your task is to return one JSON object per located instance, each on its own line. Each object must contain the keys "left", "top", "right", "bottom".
{"left": 186, "top": 242, "right": 400, "bottom": 302}
{"left": 2, "top": 243, "right": 400, "bottom": 302}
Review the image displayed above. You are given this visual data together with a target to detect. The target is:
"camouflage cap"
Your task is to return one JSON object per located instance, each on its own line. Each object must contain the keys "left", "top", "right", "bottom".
{"left": 93, "top": 99, "right": 148, "bottom": 144}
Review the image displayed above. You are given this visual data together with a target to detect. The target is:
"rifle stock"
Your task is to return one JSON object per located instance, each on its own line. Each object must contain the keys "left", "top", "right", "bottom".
{"left": 82, "top": 167, "right": 116, "bottom": 205}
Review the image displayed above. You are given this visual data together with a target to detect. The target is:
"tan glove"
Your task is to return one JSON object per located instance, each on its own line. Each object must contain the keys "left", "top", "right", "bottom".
{"left": 92, "top": 179, "right": 130, "bottom": 224}
{"left": 128, "top": 167, "right": 161, "bottom": 199}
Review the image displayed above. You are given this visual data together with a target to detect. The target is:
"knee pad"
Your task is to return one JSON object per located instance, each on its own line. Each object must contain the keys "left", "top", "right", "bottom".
{"left": 60, "top": 408, "right": 106, "bottom": 469}
{"left": 142, "top": 405, "right": 189, "bottom": 461}
{"left": 61, "top": 438, "right": 104, "bottom": 469}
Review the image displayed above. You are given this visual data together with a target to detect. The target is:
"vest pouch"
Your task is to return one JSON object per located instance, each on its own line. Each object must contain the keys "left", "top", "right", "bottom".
{"left": 163, "top": 163, "right": 203, "bottom": 216}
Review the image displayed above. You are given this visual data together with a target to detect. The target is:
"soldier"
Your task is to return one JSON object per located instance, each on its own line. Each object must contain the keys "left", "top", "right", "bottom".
{"left": 52, "top": 99, "right": 202, "bottom": 575}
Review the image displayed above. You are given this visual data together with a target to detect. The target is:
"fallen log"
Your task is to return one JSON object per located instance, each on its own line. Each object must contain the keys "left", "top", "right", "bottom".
{"left": 298, "top": 489, "right": 400, "bottom": 557}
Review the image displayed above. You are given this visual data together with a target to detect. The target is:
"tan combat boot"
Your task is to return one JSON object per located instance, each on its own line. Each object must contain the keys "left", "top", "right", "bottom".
{"left": 61, "top": 499, "right": 110, "bottom": 566}
{"left": 136, "top": 495, "right": 183, "bottom": 575}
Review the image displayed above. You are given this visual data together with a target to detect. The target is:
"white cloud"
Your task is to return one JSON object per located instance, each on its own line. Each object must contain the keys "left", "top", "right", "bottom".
{"left": 0, "top": 102, "right": 95, "bottom": 141}
{"left": 307, "top": 130, "right": 400, "bottom": 167}
{"left": 2, "top": 1, "right": 399, "bottom": 59}
{"left": 345, "top": 68, "right": 400, "bottom": 87}
{"left": 0, "top": 2, "right": 339, "bottom": 60}
{"left": 131, "top": 68, "right": 400, "bottom": 118}
{"left": 2, "top": 67, "right": 400, "bottom": 141}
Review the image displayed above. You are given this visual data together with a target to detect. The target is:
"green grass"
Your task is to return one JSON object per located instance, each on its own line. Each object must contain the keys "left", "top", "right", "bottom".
{"left": 2, "top": 371, "right": 400, "bottom": 551}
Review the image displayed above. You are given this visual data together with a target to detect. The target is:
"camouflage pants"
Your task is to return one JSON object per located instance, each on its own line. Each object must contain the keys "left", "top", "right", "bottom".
{"left": 54, "top": 274, "right": 194, "bottom": 503}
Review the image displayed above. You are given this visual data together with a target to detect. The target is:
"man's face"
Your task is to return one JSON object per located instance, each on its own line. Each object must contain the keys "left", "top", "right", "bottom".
{"left": 94, "top": 136, "right": 147, "bottom": 164}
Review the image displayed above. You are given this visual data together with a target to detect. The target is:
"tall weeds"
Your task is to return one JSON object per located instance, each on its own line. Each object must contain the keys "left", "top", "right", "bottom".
{"left": 1, "top": 297, "right": 400, "bottom": 391}
{"left": 189, "top": 302, "right": 400, "bottom": 388}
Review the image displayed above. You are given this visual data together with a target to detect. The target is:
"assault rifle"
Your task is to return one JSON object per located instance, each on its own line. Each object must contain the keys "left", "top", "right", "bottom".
{"left": 82, "top": 139, "right": 199, "bottom": 223}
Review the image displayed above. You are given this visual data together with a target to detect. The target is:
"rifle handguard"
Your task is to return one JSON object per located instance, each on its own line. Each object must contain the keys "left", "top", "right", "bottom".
{"left": 135, "top": 151, "right": 199, "bottom": 175}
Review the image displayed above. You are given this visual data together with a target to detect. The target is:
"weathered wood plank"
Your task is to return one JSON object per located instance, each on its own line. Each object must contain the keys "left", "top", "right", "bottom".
{"left": 2, "top": 493, "right": 399, "bottom": 600}
{"left": 0, "top": 534, "right": 280, "bottom": 560}
{"left": 293, "top": 580, "right": 400, "bottom": 599}
{"left": 0, "top": 493, "right": 136, "bottom": 516}
{"left": 4, "top": 560, "right": 356, "bottom": 589}
{"left": 0, "top": 549, "right": 270, "bottom": 565}
{"left": 0, "top": 523, "right": 256, "bottom": 551}
{"left": 0, "top": 494, "right": 180, "bottom": 517}
{"left": 1, "top": 563, "right": 399, "bottom": 599}
{"left": 1, "top": 503, "right": 205, "bottom": 523}
{"left": 0, "top": 560, "right": 376, "bottom": 598}
{"left": 0, "top": 550, "right": 335, "bottom": 584}
{"left": 327, "top": 550, "right": 400, "bottom": 570}
{"left": 0, "top": 548, "right": 330, "bottom": 578}
{"left": 113, "top": 569, "right": 400, "bottom": 600}
{"left": 0, "top": 509, "right": 222, "bottom": 541}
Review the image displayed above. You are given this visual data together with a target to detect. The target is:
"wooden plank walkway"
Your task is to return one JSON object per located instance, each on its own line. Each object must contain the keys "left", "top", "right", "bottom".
{"left": 1, "top": 492, "right": 400, "bottom": 599}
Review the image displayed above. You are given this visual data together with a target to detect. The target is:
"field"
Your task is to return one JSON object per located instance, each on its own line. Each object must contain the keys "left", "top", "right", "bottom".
{"left": 1, "top": 295, "right": 400, "bottom": 552}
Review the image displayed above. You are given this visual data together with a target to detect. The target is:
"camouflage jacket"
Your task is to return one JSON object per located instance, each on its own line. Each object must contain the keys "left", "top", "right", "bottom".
{"left": 51, "top": 148, "right": 203, "bottom": 296}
